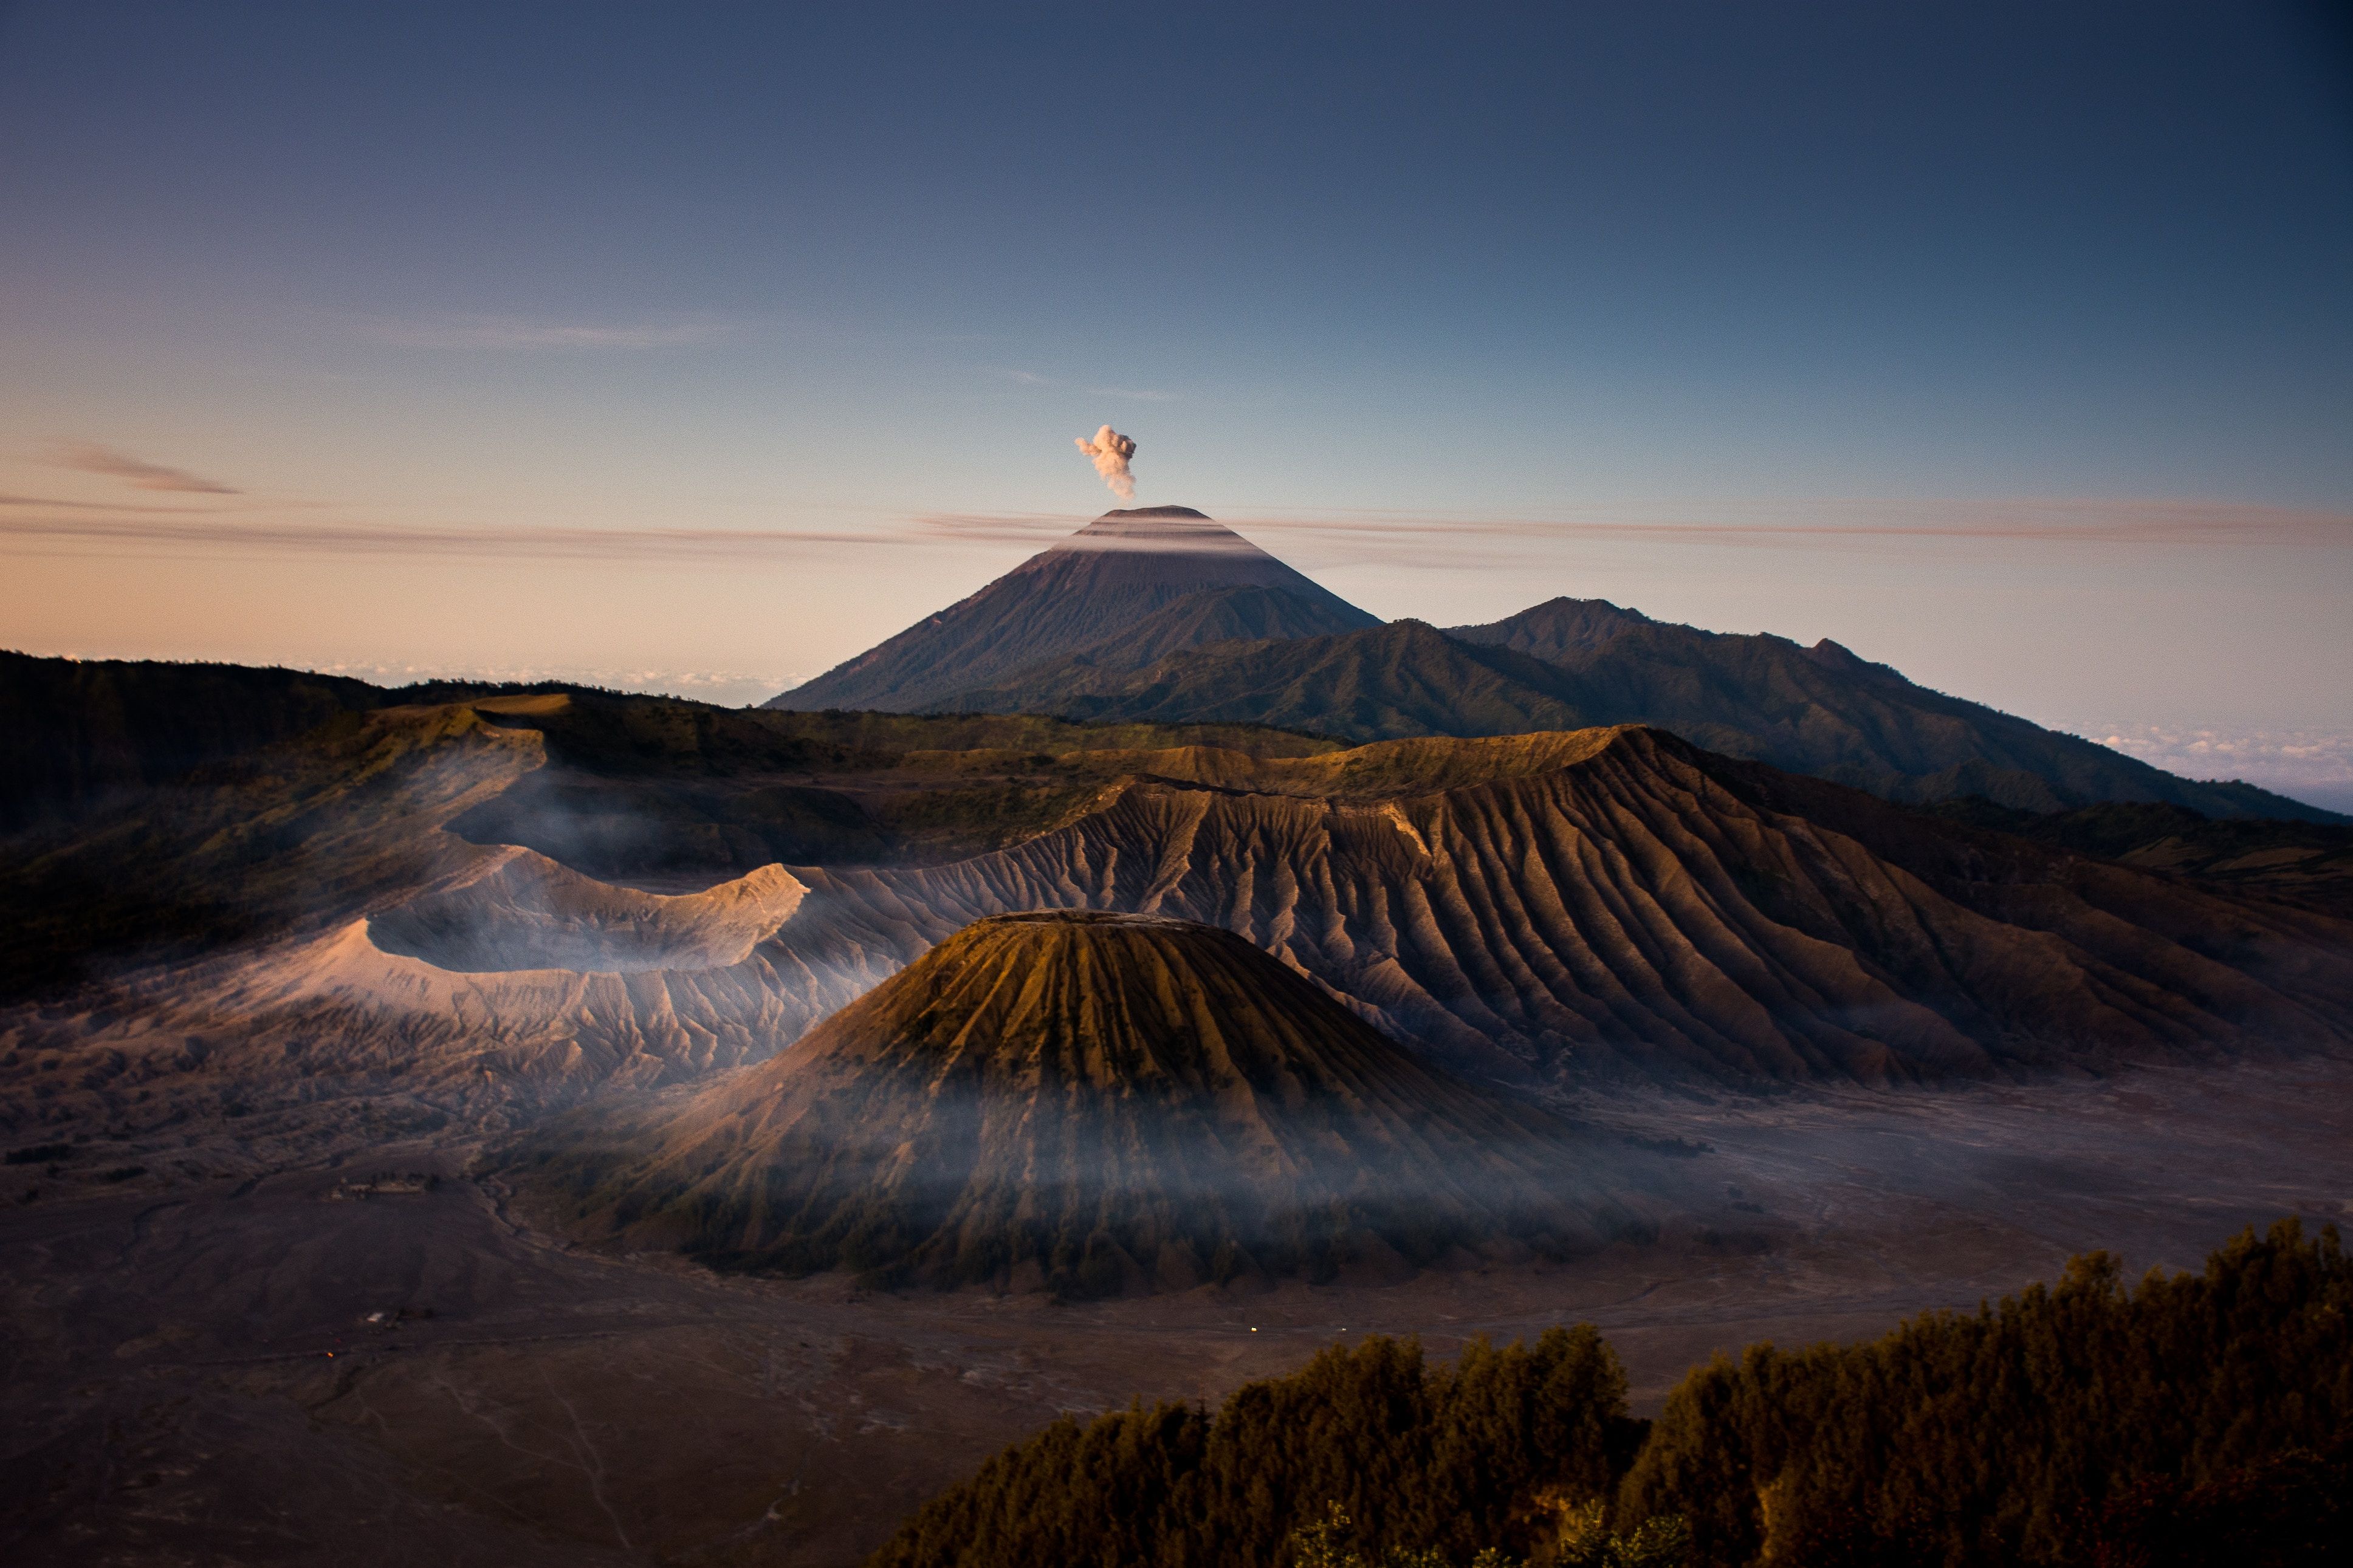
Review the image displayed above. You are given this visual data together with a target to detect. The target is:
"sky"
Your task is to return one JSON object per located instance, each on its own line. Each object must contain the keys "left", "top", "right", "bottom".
{"left": 1, "top": 1, "right": 2349, "bottom": 806}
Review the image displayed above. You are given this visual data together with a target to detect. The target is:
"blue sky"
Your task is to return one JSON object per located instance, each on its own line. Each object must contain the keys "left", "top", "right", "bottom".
{"left": 2, "top": 2, "right": 2349, "bottom": 802}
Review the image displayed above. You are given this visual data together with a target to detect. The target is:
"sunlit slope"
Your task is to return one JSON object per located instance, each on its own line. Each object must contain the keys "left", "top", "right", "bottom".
{"left": 514, "top": 911, "right": 1612, "bottom": 1295}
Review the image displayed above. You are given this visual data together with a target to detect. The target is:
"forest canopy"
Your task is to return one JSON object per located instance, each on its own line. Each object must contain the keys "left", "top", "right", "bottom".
{"left": 867, "top": 1219, "right": 2353, "bottom": 1568}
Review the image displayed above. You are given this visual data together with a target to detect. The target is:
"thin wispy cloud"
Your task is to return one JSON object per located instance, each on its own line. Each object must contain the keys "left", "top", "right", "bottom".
{"left": 992, "top": 369, "right": 1178, "bottom": 402}
{"left": 0, "top": 515, "right": 924, "bottom": 561}
{"left": 47, "top": 440, "right": 241, "bottom": 495}
{"left": 918, "top": 499, "right": 2353, "bottom": 555}
{"left": 1219, "top": 498, "right": 2353, "bottom": 547}
{"left": 357, "top": 312, "right": 735, "bottom": 350}
{"left": 0, "top": 492, "right": 216, "bottom": 514}
{"left": 4, "top": 497, "right": 2343, "bottom": 565}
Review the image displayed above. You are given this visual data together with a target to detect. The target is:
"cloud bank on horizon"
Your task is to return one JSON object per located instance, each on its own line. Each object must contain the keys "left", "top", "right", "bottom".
{"left": 1074, "top": 425, "right": 1137, "bottom": 501}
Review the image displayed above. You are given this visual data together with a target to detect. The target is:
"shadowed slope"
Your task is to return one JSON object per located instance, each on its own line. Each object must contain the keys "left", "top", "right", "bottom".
{"left": 929, "top": 608, "right": 2334, "bottom": 823}
{"left": 1446, "top": 596, "right": 1656, "bottom": 662}
{"left": 944, "top": 583, "right": 1393, "bottom": 697}
{"left": 516, "top": 911, "right": 1609, "bottom": 1295}
{"left": 0, "top": 700, "right": 541, "bottom": 998}
{"left": 947, "top": 620, "right": 1587, "bottom": 740}
{"left": 765, "top": 508, "right": 1379, "bottom": 713}
{"left": 1477, "top": 611, "right": 2327, "bottom": 820}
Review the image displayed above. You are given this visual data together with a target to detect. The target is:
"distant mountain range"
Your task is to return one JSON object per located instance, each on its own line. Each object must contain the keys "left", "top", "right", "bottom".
{"left": 764, "top": 508, "right": 2337, "bottom": 824}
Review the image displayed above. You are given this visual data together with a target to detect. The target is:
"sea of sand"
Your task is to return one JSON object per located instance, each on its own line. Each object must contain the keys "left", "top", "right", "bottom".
{"left": 4, "top": 1052, "right": 2349, "bottom": 1567}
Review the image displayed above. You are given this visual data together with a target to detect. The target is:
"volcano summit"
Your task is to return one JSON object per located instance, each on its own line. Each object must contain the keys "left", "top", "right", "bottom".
{"left": 765, "top": 507, "right": 1379, "bottom": 713}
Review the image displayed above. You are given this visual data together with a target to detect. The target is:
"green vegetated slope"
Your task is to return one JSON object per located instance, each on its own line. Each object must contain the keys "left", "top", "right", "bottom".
{"left": 874, "top": 1326, "right": 1640, "bottom": 1568}
{"left": 0, "top": 647, "right": 1345, "bottom": 873}
{"left": 444, "top": 690, "right": 1344, "bottom": 875}
{"left": 0, "top": 649, "right": 390, "bottom": 833}
{"left": 869, "top": 1219, "right": 2353, "bottom": 1568}
{"left": 512, "top": 911, "right": 1615, "bottom": 1296}
{"left": 1931, "top": 798, "right": 2353, "bottom": 919}
{"left": 930, "top": 602, "right": 2334, "bottom": 823}
{"left": 1447, "top": 597, "right": 1658, "bottom": 663}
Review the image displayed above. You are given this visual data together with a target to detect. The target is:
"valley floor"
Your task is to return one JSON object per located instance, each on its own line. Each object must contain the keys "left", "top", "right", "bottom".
{"left": 4, "top": 1053, "right": 2350, "bottom": 1568}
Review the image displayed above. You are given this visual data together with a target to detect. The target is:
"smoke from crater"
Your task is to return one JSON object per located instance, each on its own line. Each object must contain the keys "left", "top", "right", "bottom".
{"left": 1074, "top": 425, "right": 1138, "bottom": 500}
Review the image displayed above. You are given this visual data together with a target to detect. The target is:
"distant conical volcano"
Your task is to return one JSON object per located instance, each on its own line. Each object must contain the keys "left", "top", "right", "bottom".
{"left": 765, "top": 507, "right": 1378, "bottom": 712}
{"left": 512, "top": 910, "right": 1612, "bottom": 1295}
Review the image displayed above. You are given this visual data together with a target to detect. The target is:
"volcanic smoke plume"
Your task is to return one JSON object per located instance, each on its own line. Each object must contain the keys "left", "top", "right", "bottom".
{"left": 1074, "top": 424, "right": 1138, "bottom": 499}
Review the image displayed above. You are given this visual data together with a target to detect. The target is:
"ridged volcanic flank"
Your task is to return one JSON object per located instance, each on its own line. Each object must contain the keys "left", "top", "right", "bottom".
{"left": 516, "top": 911, "right": 1608, "bottom": 1296}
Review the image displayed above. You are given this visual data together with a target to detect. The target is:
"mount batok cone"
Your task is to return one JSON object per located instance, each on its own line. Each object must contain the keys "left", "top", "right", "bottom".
{"left": 512, "top": 911, "right": 1618, "bottom": 1296}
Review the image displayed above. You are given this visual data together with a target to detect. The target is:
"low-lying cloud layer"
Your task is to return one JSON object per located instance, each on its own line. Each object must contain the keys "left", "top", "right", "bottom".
{"left": 310, "top": 660, "right": 797, "bottom": 709}
{"left": 2089, "top": 722, "right": 2353, "bottom": 807}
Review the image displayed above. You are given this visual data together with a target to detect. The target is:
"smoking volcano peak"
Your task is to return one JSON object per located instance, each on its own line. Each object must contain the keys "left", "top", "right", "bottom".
{"left": 510, "top": 909, "right": 1616, "bottom": 1296}
{"left": 766, "top": 505, "right": 1378, "bottom": 711}
{"left": 1042, "top": 505, "right": 1276, "bottom": 557}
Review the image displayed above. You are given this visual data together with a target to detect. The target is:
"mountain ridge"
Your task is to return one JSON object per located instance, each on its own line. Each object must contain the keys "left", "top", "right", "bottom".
{"left": 933, "top": 612, "right": 2335, "bottom": 823}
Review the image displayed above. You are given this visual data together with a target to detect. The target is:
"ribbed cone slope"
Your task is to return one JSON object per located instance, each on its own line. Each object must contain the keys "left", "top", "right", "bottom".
{"left": 518, "top": 911, "right": 1610, "bottom": 1295}
{"left": 764, "top": 508, "right": 1378, "bottom": 713}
